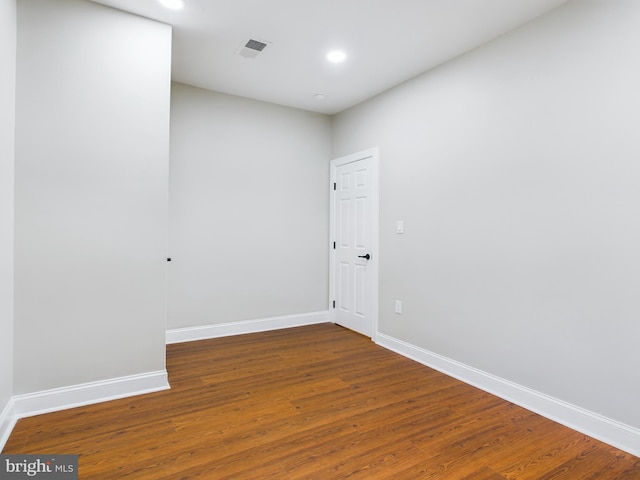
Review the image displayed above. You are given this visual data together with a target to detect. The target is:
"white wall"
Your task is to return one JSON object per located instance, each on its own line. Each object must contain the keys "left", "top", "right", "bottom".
{"left": 332, "top": 0, "right": 640, "bottom": 430}
{"left": 169, "top": 83, "right": 331, "bottom": 329}
{"left": 14, "top": 0, "right": 171, "bottom": 394}
{"left": 0, "top": 0, "right": 17, "bottom": 412}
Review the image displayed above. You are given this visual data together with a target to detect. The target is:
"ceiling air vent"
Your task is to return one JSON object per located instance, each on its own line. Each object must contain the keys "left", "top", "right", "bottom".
{"left": 237, "top": 39, "right": 269, "bottom": 59}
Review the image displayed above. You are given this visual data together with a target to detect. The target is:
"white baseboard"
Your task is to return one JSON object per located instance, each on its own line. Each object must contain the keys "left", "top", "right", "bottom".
{"left": 166, "top": 311, "right": 330, "bottom": 344}
{"left": 376, "top": 333, "right": 640, "bottom": 458}
{"left": 12, "top": 370, "right": 170, "bottom": 419}
{"left": 0, "top": 397, "right": 17, "bottom": 452}
{"left": 0, "top": 370, "right": 169, "bottom": 451}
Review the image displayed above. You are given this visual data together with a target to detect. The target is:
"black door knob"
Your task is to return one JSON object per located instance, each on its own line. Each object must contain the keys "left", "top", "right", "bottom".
{"left": 358, "top": 253, "right": 371, "bottom": 260}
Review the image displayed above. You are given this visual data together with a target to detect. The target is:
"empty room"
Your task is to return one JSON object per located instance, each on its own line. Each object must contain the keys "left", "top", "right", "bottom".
{"left": 1, "top": 0, "right": 639, "bottom": 478}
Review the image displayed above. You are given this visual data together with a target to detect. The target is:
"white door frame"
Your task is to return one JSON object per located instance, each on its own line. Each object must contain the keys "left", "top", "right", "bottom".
{"left": 329, "top": 147, "right": 380, "bottom": 340}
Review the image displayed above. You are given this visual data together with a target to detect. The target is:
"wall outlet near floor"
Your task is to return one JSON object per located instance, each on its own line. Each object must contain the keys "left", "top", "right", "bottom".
{"left": 395, "top": 300, "right": 402, "bottom": 314}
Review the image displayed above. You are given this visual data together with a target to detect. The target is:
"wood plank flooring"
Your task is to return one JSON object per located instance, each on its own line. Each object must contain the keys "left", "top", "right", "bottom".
{"left": 3, "top": 323, "right": 639, "bottom": 479}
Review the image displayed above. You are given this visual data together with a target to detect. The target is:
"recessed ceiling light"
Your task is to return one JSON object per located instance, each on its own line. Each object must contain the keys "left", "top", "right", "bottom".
{"left": 159, "top": 0, "right": 185, "bottom": 10}
{"left": 326, "top": 50, "right": 347, "bottom": 64}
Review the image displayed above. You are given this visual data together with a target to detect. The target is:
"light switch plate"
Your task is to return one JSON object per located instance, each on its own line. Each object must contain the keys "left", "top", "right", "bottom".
{"left": 396, "top": 220, "right": 404, "bottom": 234}
{"left": 395, "top": 300, "right": 402, "bottom": 314}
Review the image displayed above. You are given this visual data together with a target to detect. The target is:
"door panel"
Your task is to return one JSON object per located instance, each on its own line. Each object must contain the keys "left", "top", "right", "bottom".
{"left": 332, "top": 153, "right": 376, "bottom": 337}
{"left": 339, "top": 262, "right": 350, "bottom": 312}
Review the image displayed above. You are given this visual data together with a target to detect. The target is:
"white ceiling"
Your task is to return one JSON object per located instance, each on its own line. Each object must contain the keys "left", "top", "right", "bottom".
{"left": 91, "top": 0, "right": 570, "bottom": 115}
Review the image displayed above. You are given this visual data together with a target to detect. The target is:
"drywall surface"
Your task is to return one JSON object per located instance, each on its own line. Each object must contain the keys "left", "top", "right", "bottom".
{"left": 14, "top": 0, "right": 171, "bottom": 394}
{"left": 169, "top": 83, "right": 331, "bottom": 328}
{"left": 0, "top": 0, "right": 16, "bottom": 411}
{"left": 332, "top": 0, "right": 640, "bottom": 429}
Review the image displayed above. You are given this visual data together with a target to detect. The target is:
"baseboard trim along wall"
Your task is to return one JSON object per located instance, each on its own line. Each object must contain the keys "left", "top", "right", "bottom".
{"left": 0, "top": 370, "right": 169, "bottom": 450}
{"left": 166, "top": 311, "right": 330, "bottom": 344}
{"left": 0, "top": 398, "right": 17, "bottom": 452}
{"left": 376, "top": 333, "right": 640, "bottom": 458}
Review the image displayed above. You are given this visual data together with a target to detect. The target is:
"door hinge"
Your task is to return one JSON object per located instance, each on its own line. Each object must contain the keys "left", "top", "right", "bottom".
{"left": 333, "top": 241, "right": 336, "bottom": 249}
{"left": 333, "top": 182, "right": 336, "bottom": 191}
{"left": 332, "top": 300, "right": 336, "bottom": 309}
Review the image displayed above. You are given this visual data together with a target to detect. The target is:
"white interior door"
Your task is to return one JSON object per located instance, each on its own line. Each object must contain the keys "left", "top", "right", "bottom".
{"left": 330, "top": 149, "right": 379, "bottom": 338}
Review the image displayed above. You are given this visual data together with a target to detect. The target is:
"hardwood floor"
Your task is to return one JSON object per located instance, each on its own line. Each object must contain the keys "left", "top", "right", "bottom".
{"left": 3, "top": 323, "right": 639, "bottom": 479}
